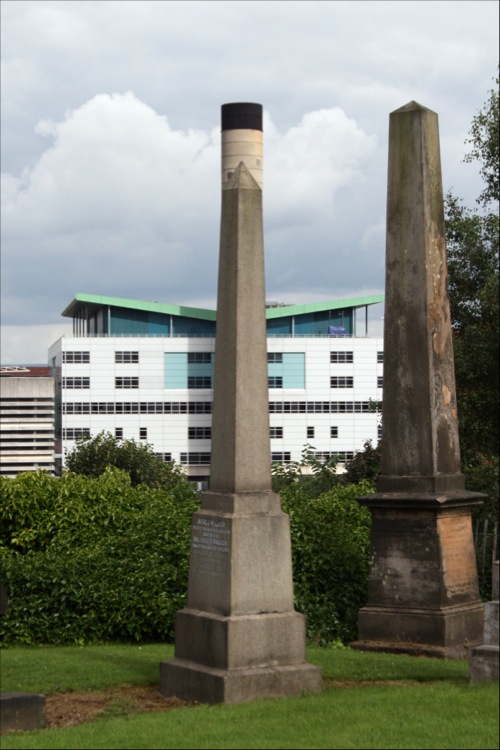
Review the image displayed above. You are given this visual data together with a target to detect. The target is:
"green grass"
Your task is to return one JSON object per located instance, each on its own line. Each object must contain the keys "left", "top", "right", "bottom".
{"left": 0, "top": 644, "right": 498, "bottom": 749}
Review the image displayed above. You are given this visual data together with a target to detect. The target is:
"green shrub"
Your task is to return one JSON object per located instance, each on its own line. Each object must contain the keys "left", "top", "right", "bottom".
{"left": 64, "top": 431, "right": 186, "bottom": 489}
{"left": 281, "top": 480, "right": 373, "bottom": 645}
{"left": 1, "top": 467, "right": 374, "bottom": 647}
{"left": 0, "top": 468, "right": 199, "bottom": 645}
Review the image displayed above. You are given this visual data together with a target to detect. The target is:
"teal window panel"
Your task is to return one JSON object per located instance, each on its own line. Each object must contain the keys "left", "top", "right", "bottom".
{"left": 267, "top": 317, "right": 292, "bottom": 334}
{"left": 329, "top": 310, "right": 353, "bottom": 336}
{"left": 187, "top": 355, "right": 214, "bottom": 379}
{"left": 164, "top": 353, "right": 188, "bottom": 389}
{"left": 268, "top": 362, "right": 284, "bottom": 378}
{"left": 111, "top": 308, "right": 148, "bottom": 335}
{"left": 148, "top": 313, "right": 169, "bottom": 335}
{"left": 266, "top": 353, "right": 305, "bottom": 388}
{"left": 283, "top": 353, "right": 305, "bottom": 388}
{"left": 172, "top": 317, "right": 216, "bottom": 336}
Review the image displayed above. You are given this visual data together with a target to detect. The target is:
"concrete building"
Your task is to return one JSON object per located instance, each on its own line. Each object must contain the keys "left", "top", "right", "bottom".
{"left": 0, "top": 368, "right": 56, "bottom": 476}
{"left": 49, "top": 292, "right": 384, "bottom": 483}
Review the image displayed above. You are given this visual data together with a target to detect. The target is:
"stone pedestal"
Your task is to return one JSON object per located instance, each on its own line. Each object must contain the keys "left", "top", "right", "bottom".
{"left": 469, "top": 561, "right": 499, "bottom": 681}
{"left": 352, "top": 493, "right": 485, "bottom": 657}
{"left": 160, "top": 490, "right": 321, "bottom": 703}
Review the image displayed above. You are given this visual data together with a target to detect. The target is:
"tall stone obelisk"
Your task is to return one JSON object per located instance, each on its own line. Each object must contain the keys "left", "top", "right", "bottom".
{"left": 352, "top": 102, "right": 485, "bottom": 658}
{"left": 160, "top": 103, "right": 322, "bottom": 703}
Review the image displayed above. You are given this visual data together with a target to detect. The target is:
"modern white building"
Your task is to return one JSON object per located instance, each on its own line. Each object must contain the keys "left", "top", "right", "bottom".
{"left": 49, "top": 292, "right": 384, "bottom": 484}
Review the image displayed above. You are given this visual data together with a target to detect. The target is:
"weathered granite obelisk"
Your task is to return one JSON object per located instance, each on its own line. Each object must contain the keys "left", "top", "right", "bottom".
{"left": 351, "top": 102, "right": 485, "bottom": 658}
{"left": 159, "top": 103, "right": 322, "bottom": 703}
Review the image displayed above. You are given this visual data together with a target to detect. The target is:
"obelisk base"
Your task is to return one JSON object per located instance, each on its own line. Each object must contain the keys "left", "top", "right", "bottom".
{"left": 352, "top": 603, "right": 484, "bottom": 658}
{"left": 352, "top": 491, "right": 485, "bottom": 658}
{"left": 160, "top": 491, "right": 322, "bottom": 703}
{"left": 160, "top": 609, "right": 322, "bottom": 704}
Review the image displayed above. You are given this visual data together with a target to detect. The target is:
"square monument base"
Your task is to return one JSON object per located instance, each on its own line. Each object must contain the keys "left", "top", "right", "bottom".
{"left": 160, "top": 658, "right": 322, "bottom": 705}
{"left": 160, "top": 608, "right": 322, "bottom": 704}
{"left": 351, "top": 602, "right": 485, "bottom": 658}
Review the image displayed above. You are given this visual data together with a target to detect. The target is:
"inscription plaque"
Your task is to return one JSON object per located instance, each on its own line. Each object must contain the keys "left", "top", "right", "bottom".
{"left": 191, "top": 517, "right": 231, "bottom": 578}
{"left": 438, "top": 514, "right": 479, "bottom": 600}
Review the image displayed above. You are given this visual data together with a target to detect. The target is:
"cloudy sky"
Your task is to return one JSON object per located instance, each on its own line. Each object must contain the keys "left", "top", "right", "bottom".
{"left": 1, "top": 0, "right": 498, "bottom": 363}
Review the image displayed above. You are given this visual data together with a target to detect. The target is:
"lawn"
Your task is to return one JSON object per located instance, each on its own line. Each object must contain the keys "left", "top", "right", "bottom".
{"left": 0, "top": 643, "right": 498, "bottom": 749}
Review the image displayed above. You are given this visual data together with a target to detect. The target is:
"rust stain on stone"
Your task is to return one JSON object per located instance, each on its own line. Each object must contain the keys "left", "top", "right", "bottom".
{"left": 441, "top": 384, "right": 451, "bottom": 407}
{"left": 428, "top": 235, "right": 449, "bottom": 357}
{"left": 437, "top": 515, "right": 479, "bottom": 600}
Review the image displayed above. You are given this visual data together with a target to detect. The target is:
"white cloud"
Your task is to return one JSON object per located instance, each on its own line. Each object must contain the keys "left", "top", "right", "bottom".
{"left": 2, "top": 93, "right": 381, "bottom": 333}
{"left": 0, "top": 0, "right": 497, "bottom": 362}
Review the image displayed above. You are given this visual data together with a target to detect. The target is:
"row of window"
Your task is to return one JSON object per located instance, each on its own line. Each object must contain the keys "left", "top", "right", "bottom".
{"left": 63, "top": 351, "right": 139, "bottom": 363}
{"left": 62, "top": 426, "right": 344, "bottom": 442}
{"left": 62, "top": 400, "right": 378, "bottom": 415}
{"left": 176, "top": 452, "right": 355, "bottom": 465}
{"left": 63, "top": 401, "right": 213, "bottom": 414}
{"left": 62, "top": 350, "right": 384, "bottom": 365}
{"left": 62, "top": 376, "right": 383, "bottom": 390}
{"left": 271, "top": 426, "right": 339, "bottom": 439}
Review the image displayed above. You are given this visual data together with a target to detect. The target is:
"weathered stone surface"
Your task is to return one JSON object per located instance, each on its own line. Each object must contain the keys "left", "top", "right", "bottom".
{"left": 354, "top": 102, "right": 485, "bottom": 657}
{"left": 379, "top": 101, "right": 463, "bottom": 493}
{"left": 0, "top": 692, "right": 46, "bottom": 733}
{"left": 469, "top": 645, "right": 499, "bottom": 683}
{"left": 160, "top": 660, "right": 322, "bottom": 705}
{"left": 469, "top": 561, "right": 499, "bottom": 681}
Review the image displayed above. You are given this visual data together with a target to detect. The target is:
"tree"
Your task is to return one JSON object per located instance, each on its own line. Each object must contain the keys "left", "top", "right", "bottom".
{"left": 65, "top": 431, "right": 188, "bottom": 489}
{"left": 445, "top": 72, "right": 499, "bottom": 465}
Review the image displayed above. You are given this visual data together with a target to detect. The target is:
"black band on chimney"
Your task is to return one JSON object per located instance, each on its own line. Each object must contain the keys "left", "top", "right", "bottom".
{"left": 221, "top": 103, "right": 263, "bottom": 132}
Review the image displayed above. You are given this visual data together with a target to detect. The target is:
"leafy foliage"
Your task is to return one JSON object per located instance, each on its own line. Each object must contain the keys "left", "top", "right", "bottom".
{"left": 0, "top": 468, "right": 200, "bottom": 645}
{"left": 445, "top": 73, "right": 499, "bottom": 466}
{"left": 0, "top": 465, "right": 372, "bottom": 646}
{"left": 281, "top": 481, "right": 373, "bottom": 645}
{"left": 271, "top": 444, "right": 340, "bottom": 498}
{"left": 65, "top": 431, "right": 185, "bottom": 489}
{"left": 342, "top": 440, "right": 381, "bottom": 485}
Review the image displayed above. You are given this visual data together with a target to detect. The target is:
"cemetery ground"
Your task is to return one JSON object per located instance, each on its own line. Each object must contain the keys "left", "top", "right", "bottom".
{"left": 0, "top": 643, "right": 498, "bottom": 749}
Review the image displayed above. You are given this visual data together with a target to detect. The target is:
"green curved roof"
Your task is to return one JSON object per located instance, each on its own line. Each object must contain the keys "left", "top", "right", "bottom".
{"left": 62, "top": 292, "right": 384, "bottom": 321}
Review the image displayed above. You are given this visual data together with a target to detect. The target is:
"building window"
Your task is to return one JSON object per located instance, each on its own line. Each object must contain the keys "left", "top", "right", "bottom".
{"left": 63, "top": 351, "right": 90, "bottom": 363}
{"left": 63, "top": 428, "right": 90, "bottom": 440}
{"left": 187, "top": 376, "right": 212, "bottom": 389}
{"left": 377, "top": 351, "right": 384, "bottom": 363}
{"left": 330, "top": 351, "right": 353, "bottom": 363}
{"left": 140, "top": 427, "right": 148, "bottom": 440}
{"left": 268, "top": 376, "right": 283, "bottom": 389}
{"left": 63, "top": 377, "right": 90, "bottom": 389}
{"left": 269, "top": 401, "right": 372, "bottom": 413}
{"left": 267, "top": 353, "right": 283, "bottom": 363}
{"left": 271, "top": 452, "right": 292, "bottom": 463}
{"left": 188, "top": 427, "right": 212, "bottom": 440}
{"left": 115, "top": 428, "right": 123, "bottom": 439}
{"left": 115, "top": 351, "right": 139, "bottom": 363}
{"left": 377, "top": 376, "right": 384, "bottom": 388}
{"left": 307, "top": 426, "right": 315, "bottom": 439}
{"left": 314, "top": 451, "right": 354, "bottom": 463}
{"left": 378, "top": 424, "right": 383, "bottom": 440}
{"left": 330, "top": 377, "right": 354, "bottom": 388}
{"left": 270, "top": 426, "right": 283, "bottom": 439}
{"left": 188, "top": 353, "right": 212, "bottom": 364}
{"left": 331, "top": 426, "right": 339, "bottom": 438}
{"left": 155, "top": 452, "right": 172, "bottom": 462}
{"left": 180, "top": 452, "right": 211, "bottom": 465}
{"left": 115, "top": 377, "right": 139, "bottom": 389}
